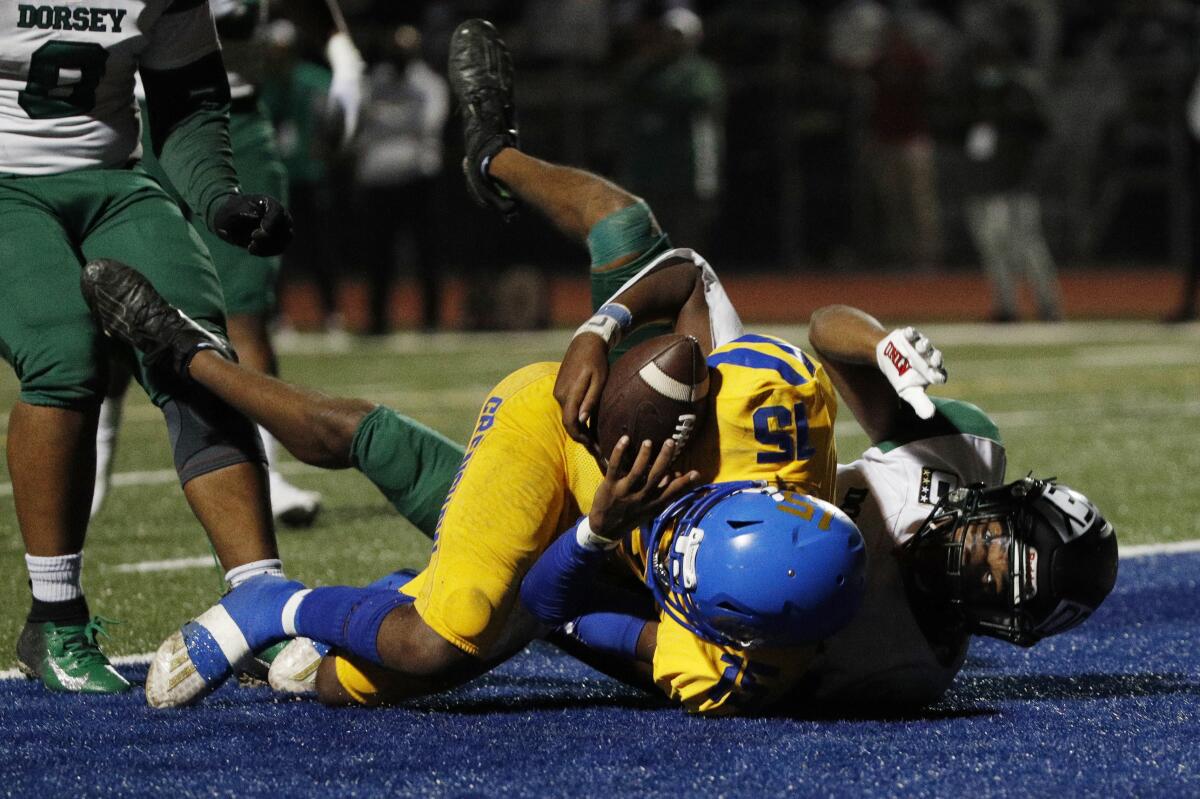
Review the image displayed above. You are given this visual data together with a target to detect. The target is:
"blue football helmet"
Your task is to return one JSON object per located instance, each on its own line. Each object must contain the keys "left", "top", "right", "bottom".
{"left": 645, "top": 481, "right": 867, "bottom": 649}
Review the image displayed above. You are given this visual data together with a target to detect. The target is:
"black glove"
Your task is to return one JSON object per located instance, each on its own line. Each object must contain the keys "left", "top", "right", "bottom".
{"left": 212, "top": 193, "right": 293, "bottom": 256}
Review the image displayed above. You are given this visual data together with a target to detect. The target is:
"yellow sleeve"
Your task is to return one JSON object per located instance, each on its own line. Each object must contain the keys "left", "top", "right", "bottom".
{"left": 652, "top": 612, "right": 817, "bottom": 716}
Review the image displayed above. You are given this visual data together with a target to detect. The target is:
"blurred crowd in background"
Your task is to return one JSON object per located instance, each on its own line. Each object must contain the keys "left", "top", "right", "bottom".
{"left": 265, "top": 0, "right": 1200, "bottom": 330}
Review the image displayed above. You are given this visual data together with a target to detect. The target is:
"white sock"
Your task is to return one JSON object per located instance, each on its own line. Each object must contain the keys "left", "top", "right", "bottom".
{"left": 97, "top": 394, "right": 123, "bottom": 447}
{"left": 26, "top": 553, "right": 84, "bottom": 603}
{"left": 259, "top": 425, "right": 281, "bottom": 474}
{"left": 225, "top": 558, "right": 285, "bottom": 588}
{"left": 92, "top": 395, "right": 125, "bottom": 517}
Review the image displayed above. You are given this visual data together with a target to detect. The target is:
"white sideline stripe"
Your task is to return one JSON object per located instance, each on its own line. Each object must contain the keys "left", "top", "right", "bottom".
{"left": 0, "top": 460, "right": 315, "bottom": 498}
{"left": 0, "top": 537, "right": 1197, "bottom": 682}
{"left": 1120, "top": 540, "right": 1200, "bottom": 558}
{"left": 110, "top": 556, "right": 214, "bottom": 574}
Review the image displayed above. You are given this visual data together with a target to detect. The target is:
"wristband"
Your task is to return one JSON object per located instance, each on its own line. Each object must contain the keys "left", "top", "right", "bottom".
{"left": 573, "top": 303, "right": 632, "bottom": 347}
{"left": 576, "top": 517, "right": 620, "bottom": 551}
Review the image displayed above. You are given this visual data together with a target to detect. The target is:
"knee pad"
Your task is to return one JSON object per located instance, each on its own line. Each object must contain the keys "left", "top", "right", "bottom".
{"left": 587, "top": 200, "right": 669, "bottom": 268}
{"left": 162, "top": 391, "right": 265, "bottom": 485}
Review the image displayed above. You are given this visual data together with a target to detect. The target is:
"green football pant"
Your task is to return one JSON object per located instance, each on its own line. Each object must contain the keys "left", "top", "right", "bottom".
{"left": 0, "top": 168, "right": 227, "bottom": 409}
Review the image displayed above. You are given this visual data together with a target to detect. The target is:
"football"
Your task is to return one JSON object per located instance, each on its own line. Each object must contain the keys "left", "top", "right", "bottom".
{"left": 594, "top": 334, "right": 710, "bottom": 469}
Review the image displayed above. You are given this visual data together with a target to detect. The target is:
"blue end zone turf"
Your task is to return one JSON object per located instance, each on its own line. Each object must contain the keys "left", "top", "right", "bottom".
{"left": 1, "top": 553, "right": 1197, "bottom": 797}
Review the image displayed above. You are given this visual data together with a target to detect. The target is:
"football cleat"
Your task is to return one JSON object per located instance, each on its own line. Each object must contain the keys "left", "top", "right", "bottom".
{"left": 269, "top": 471, "right": 323, "bottom": 529}
{"left": 80, "top": 259, "right": 234, "bottom": 379}
{"left": 267, "top": 637, "right": 329, "bottom": 696}
{"left": 16, "top": 618, "right": 131, "bottom": 694}
{"left": 145, "top": 575, "right": 305, "bottom": 708}
{"left": 448, "top": 18, "right": 520, "bottom": 220}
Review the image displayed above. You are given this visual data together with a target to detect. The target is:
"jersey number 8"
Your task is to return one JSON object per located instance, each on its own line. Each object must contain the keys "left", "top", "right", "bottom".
{"left": 20, "top": 42, "right": 109, "bottom": 120}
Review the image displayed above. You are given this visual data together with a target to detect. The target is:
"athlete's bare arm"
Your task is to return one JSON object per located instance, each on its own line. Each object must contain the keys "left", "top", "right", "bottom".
{"left": 486, "top": 147, "right": 712, "bottom": 449}
{"left": 807, "top": 305, "right": 909, "bottom": 445}
{"left": 187, "top": 351, "right": 373, "bottom": 468}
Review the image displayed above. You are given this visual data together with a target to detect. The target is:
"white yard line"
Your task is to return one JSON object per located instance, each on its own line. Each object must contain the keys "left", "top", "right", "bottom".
{"left": 269, "top": 322, "right": 1200, "bottom": 357}
{"left": 1119, "top": 540, "right": 1200, "bottom": 558}
{"left": 109, "top": 556, "right": 215, "bottom": 574}
{"left": 0, "top": 460, "right": 317, "bottom": 497}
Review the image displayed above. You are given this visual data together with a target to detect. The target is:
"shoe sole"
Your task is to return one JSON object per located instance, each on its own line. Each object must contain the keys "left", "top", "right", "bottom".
{"left": 145, "top": 630, "right": 214, "bottom": 708}
{"left": 267, "top": 638, "right": 324, "bottom": 696}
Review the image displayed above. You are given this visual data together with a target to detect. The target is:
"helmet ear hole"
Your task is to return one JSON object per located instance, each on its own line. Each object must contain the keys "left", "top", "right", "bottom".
{"left": 726, "top": 519, "right": 759, "bottom": 529}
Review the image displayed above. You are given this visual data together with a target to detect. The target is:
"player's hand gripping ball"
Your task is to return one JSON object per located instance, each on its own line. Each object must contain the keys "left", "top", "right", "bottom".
{"left": 594, "top": 335, "right": 709, "bottom": 472}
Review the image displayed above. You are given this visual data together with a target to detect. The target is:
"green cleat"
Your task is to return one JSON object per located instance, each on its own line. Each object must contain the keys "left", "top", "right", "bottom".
{"left": 16, "top": 618, "right": 131, "bottom": 694}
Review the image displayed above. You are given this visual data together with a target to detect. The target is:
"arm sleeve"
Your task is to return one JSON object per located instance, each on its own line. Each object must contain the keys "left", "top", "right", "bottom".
{"left": 519, "top": 518, "right": 612, "bottom": 626}
{"left": 140, "top": 0, "right": 239, "bottom": 228}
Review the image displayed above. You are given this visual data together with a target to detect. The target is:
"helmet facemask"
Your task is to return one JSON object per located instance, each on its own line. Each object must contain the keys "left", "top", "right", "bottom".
{"left": 905, "top": 477, "right": 1117, "bottom": 647}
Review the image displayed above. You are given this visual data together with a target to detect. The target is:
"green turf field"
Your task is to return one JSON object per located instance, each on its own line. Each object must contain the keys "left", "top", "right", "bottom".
{"left": 0, "top": 322, "right": 1197, "bottom": 667}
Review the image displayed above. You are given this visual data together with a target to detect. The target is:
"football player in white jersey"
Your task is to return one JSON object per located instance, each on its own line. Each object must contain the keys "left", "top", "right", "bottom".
{"left": 90, "top": 0, "right": 365, "bottom": 526}
{"left": 545, "top": 300, "right": 1119, "bottom": 714}
{"left": 1, "top": 0, "right": 293, "bottom": 692}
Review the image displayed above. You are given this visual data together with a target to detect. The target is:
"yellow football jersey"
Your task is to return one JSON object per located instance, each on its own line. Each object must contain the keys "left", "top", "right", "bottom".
{"left": 341, "top": 334, "right": 837, "bottom": 711}
{"left": 622, "top": 333, "right": 838, "bottom": 713}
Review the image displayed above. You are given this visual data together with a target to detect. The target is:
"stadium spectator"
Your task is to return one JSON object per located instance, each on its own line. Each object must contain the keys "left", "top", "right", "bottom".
{"left": 960, "top": 36, "right": 1062, "bottom": 322}
{"left": 618, "top": 7, "right": 724, "bottom": 256}
{"left": 861, "top": 15, "right": 944, "bottom": 269}
{"left": 260, "top": 21, "right": 344, "bottom": 334}
{"left": 353, "top": 25, "right": 450, "bottom": 333}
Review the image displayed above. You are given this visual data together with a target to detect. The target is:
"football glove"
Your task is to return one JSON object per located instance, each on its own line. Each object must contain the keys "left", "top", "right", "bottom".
{"left": 212, "top": 193, "right": 293, "bottom": 256}
{"left": 875, "top": 327, "right": 947, "bottom": 420}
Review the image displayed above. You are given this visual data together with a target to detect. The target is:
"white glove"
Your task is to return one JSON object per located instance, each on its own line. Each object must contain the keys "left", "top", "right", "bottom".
{"left": 325, "top": 32, "right": 364, "bottom": 146}
{"left": 875, "top": 327, "right": 947, "bottom": 420}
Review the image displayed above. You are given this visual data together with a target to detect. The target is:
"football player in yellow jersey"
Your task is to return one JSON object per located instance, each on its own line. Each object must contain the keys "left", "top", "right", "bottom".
{"left": 84, "top": 19, "right": 870, "bottom": 712}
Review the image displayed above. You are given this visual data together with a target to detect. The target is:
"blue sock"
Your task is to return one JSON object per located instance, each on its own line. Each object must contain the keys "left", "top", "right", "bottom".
{"left": 366, "top": 568, "right": 419, "bottom": 592}
{"left": 292, "top": 587, "right": 414, "bottom": 666}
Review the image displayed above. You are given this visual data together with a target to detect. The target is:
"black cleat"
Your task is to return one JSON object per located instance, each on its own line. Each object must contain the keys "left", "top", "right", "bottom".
{"left": 449, "top": 18, "right": 520, "bottom": 220}
{"left": 81, "top": 258, "right": 234, "bottom": 379}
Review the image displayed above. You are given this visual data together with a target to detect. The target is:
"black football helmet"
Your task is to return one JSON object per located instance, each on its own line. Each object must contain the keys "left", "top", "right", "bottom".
{"left": 905, "top": 477, "right": 1118, "bottom": 647}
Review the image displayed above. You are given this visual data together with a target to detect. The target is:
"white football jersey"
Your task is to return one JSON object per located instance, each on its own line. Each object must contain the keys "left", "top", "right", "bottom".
{"left": 801, "top": 415, "right": 1006, "bottom": 710}
{"left": 0, "top": 0, "right": 219, "bottom": 174}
